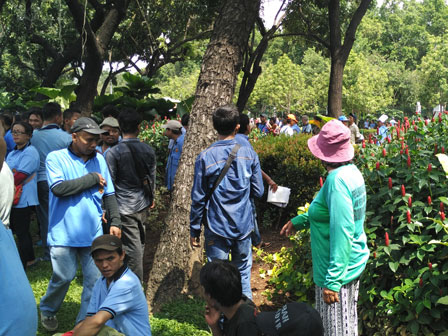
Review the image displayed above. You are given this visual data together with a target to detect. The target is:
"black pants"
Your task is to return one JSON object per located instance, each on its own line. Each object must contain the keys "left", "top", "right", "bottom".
{"left": 121, "top": 209, "right": 147, "bottom": 281}
{"left": 10, "top": 206, "right": 35, "bottom": 268}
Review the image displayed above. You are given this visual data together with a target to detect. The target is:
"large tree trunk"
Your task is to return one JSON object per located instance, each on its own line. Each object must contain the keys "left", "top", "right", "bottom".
{"left": 66, "top": 0, "right": 129, "bottom": 115}
{"left": 146, "top": 0, "right": 260, "bottom": 312}
{"left": 326, "top": 0, "right": 372, "bottom": 118}
{"left": 327, "top": 56, "right": 344, "bottom": 117}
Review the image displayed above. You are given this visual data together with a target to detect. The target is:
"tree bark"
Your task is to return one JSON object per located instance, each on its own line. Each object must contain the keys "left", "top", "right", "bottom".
{"left": 66, "top": 0, "right": 130, "bottom": 115}
{"left": 146, "top": 0, "right": 260, "bottom": 312}
{"left": 326, "top": 0, "right": 372, "bottom": 117}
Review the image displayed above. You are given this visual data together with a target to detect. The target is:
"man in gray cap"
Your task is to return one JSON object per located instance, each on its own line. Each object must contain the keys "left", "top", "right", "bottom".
{"left": 97, "top": 117, "right": 121, "bottom": 156}
{"left": 162, "top": 120, "right": 184, "bottom": 191}
{"left": 39, "top": 117, "right": 122, "bottom": 332}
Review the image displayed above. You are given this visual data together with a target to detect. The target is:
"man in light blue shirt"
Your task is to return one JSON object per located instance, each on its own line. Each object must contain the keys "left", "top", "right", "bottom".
{"left": 30, "top": 102, "right": 72, "bottom": 261}
{"left": 72, "top": 235, "right": 151, "bottom": 336}
{"left": 39, "top": 117, "right": 122, "bottom": 332}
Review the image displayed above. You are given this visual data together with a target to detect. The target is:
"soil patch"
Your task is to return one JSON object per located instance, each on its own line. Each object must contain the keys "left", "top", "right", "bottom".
{"left": 142, "top": 196, "right": 291, "bottom": 311}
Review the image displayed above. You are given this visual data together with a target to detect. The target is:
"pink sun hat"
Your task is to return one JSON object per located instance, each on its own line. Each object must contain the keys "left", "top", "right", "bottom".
{"left": 307, "top": 119, "right": 354, "bottom": 163}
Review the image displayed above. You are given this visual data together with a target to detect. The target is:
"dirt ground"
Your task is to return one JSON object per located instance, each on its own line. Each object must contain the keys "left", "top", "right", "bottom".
{"left": 142, "top": 206, "right": 291, "bottom": 311}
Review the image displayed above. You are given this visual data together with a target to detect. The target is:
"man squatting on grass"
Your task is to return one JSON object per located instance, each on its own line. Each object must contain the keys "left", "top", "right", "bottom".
{"left": 69, "top": 234, "right": 151, "bottom": 336}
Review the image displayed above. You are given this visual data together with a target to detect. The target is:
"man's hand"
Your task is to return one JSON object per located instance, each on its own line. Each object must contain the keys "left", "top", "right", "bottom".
{"left": 280, "top": 220, "right": 295, "bottom": 237}
{"left": 269, "top": 181, "right": 278, "bottom": 193}
{"left": 110, "top": 226, "right": 121, "bottom": 239}
{"left": 150, "top": 200, "right": 155, "bottom": 209}
{"left": 190, "top": 236, "right": 200, "bottom": 247}
{"left": 323, "top": 288, "right": 340, "bottom": 304}
{"left": 96, "top": 173, "right": 106, "bottom": 187}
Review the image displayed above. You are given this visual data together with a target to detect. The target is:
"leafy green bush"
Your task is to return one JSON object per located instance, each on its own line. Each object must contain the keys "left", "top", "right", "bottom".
{"left": 258, "top": 228, "right": 314, "bottom": 304}
{"left": 139, "top": 120, "right": 170, "bottom": 185}
{"left": 356, "top": 115, "right": 448, "bottom": 335}
{"left": 251, "top": 134, "right": 324, "bottom": 227}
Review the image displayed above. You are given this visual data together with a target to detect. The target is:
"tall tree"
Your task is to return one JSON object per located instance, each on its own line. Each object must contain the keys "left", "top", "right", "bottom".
{"left": 146, "top": 0, "right": 260, "bottom": 311}
{"left": 283, "top": 0, "right": 373, "bottom": 117}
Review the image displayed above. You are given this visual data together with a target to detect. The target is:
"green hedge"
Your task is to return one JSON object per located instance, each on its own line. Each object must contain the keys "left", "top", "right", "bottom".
{"left": 251, "top": 134, "right": 324, "bottom": 228}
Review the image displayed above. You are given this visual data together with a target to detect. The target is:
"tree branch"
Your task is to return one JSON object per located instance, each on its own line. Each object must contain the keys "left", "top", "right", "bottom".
{"left": 31, "top": 35, "right": 59, "bottom": 59}
{"left": 341, "top": 0, "right": 372, "bottom": 60}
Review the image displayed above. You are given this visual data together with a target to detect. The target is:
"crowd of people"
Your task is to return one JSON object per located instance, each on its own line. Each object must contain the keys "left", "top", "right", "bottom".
{"left": 0, "top": 102, "right": 372, "bottom": 336}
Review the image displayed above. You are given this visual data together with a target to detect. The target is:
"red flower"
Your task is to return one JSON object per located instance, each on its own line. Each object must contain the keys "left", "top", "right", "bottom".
{"left": 388, "top": 177, "right": 392, "bottom": 189}
{"left": 362, "top": 140, "right": 365, "bottom": 148}
{"left": 400, "top": 150, "right": 403, "bottom": 155}
{"left": 382, "top": 148, "right": 387, "bottom": 157}
{"left": 373, "top": 252, "right": 377, "bottom": 258}
{"left": 408, "top": 197, "right": 412, "bottom": 208}
{"left": 442, "top": 146, "right": 445, "bottom": 154}
{"left": 412, "top": 120, "right": 415, "bottom": 125}
{"left": 414, "top": 125, "right": 418, "bottom": 132}
{"left": 428, "top": 262, "right": 432, "bottom": 270}
{"left": 432, "top": 117, "right": 435, "bottom": 122}
{"left": 385, "top": 232, "right": 389, "bottom": 246}
{"left": 441, "top": 212, "right": 446, "bottom": 221}
{"left": 425, "top": 119, "right": 428, "bottom": 126}
{"left": 428, "top": 196, "right": 432, "bottom": 205}
{"left": 319, "top": 177, "right": 323, "bottom": 188}
{"left": 441, "top": 202, "right": 445, "bottom": 213}
{"left": 401, "top": 185, "right": 406, "bottom": 197}
{"left": 406, "top": 210, "right": 411, "bottom": 223}
{"left": 376, "top": 162, "right": 380, "bottom": 170}
{"left": 386, "top": 137, "right": 391, "bottom": 144}
{"left": 407, "top": 156, "right": 411, "bottom": 168}
{"left": 405, "top": 147, "right": 409, "bottom": 156}
{"left": 428, "top": 164, "right": 432, "bottom": 172}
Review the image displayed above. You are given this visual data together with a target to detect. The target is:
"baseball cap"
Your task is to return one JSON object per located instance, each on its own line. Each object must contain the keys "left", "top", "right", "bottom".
{"left": 100, "top": 117, "right": 120, "bottom": 129}
{"left": 162, "top": 120, "right": 182, "bottom": 130}
{"left": 91, "top": 234, "right": 122, "bottom": 255}
{"left": 255, "top": 302, "right": 323, "bottom": 336}
{"left": 287, "top": 114, "right": 298, "bottom": 122}
{"left": 338, "top": 115, "right": 349, "bottom": 122}
{"left": 71, "top": 117, "right": 106, "bottom": 134}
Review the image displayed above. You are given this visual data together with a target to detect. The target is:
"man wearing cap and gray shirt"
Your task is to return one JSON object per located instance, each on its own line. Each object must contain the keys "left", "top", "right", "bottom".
{"left": 96, "top": 117, "right": 121, "bottom": 156}
{"left": 105, "top": 109, "right": 156, "bottom": 281}
{"left": 39, "top": 117, "right": 122, "bottom": 332}
{"left": 70, "top": 234, "right": 151, "bottom": 336}
{"left": 162, "top": 119, "right": 184, "bottom": 191}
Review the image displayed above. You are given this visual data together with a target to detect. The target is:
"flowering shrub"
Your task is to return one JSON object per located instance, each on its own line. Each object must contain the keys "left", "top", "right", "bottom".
{"left": 357, "top": 114, "right": 448, "bottom": 335}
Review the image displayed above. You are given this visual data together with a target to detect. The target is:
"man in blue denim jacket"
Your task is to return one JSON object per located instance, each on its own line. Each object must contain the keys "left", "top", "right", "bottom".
{"left": 190, "top": 105, "right": 264, "bottom": 299}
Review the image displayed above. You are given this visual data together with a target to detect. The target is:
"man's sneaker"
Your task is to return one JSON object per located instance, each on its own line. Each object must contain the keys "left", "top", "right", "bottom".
{"left": 40, "top": 312, "right": 58, "bottom": 331}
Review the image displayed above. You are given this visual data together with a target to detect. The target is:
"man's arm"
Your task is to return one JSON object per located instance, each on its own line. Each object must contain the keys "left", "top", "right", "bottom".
{"left": 250, "top": 154, "right": 264, "bottom": 199}
{"left": 103, "top": 194, "right": 122, "bottom": 238}
{"left": 50, "top": 172, "right": 102, "bottom": 197}
{"left": 72, "top": 311, "right": 112, "bottom": 336}
{"left": 190, "top": 157, "right": 206, "bottom": 245}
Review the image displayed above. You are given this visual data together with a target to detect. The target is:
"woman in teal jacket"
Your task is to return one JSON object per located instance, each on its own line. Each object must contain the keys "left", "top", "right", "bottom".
{"left": 281, "top": 119, "right": 369, "bottom": 336}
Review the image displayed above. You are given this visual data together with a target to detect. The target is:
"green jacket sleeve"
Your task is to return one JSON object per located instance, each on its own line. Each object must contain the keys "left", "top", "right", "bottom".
{"left": 324, "top": 178, "right": 355, "bottom": 292}
{"left": 291, "top": 212, "right": 310, "bottom": 230}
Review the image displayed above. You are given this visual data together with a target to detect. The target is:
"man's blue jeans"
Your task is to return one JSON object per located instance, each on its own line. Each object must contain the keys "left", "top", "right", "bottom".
{"left": 204, "top": 228, "right": 253, "bottom": 299}
{"left": 40, "top": 246, "right": 100, "bottom": 324}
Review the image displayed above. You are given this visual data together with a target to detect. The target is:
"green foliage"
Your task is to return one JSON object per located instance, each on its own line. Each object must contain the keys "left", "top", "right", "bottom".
{"left": 356, "top": 114, "right": 448, "bottom": 335}
{"left": 251, "top": 134, "right": 324, "bottom": 225}
{"left": 258, "top": 229, "right": 314, "bottom": 303}
{"left": 139, "top": 120, "right": 170, "bottom": 181}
